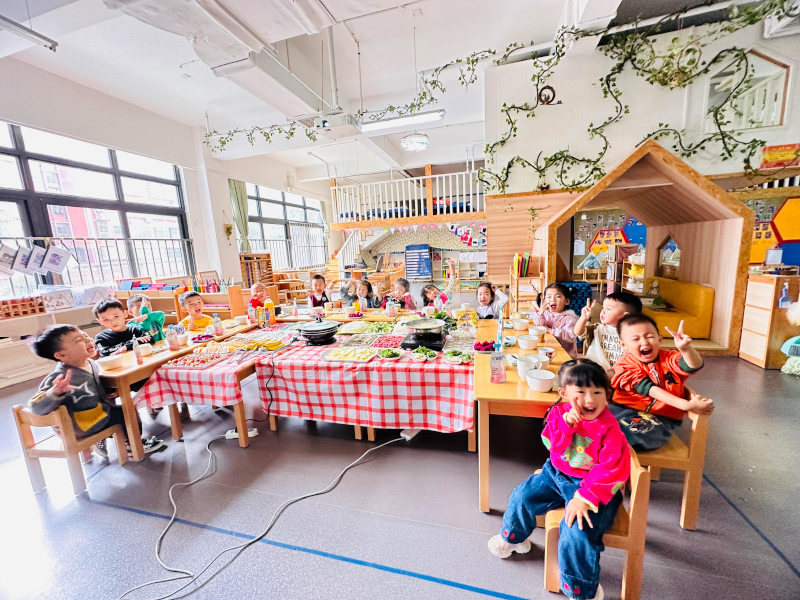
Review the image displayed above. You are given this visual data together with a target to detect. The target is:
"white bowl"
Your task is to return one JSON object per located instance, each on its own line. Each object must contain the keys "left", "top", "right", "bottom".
{"left": 539, "top": 346, "right": 556, "bottom": 359}
{"left": 526, "top": 369, "right": 556, "bottom": 392}
{"left": 234, "top": 315, "right": 248, "bottom": 326}
{"left": 177, "top": 334, "right": 189, "bottom": 346}
{"left": 516, "top": 354, "right": 542, "bottom": 378}
{"left": 410, "top": 353, "right": 428, "bottom": 362}
{"left": 517, "top": 335, "right": 540, "bottom": 350}
{"left": 97, "top": 354, "right": 125, "bottom": 370}
{"left": 529, "top": 326, "right": 547, "bottom": 337}
{"left": 511, "top": 318, "right": 529, "bottom": 331}
{"left": 138, "top": 343, "right": 153, "bottom": 356}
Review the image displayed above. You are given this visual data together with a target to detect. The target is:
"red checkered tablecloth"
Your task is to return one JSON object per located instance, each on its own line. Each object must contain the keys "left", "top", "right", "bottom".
{"left": 135, "top": 357, "right": 252, "bottom": 410}
{"left": 255, "top": 343, "right": 474, "bottom": 432}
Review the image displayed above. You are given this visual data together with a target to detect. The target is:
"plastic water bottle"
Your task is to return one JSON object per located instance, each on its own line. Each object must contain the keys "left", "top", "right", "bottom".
{"left": 165, "top": 326, "right": 180, "bottom": 351}
{"left": 132, "top": 337, "right": 144, "bottom": 365}
{"left": 778, "top": 282, "right": 791, "bottom": 308}
{"left": 248, "top": 304, "right": 256, "bottom": 324}
{"left": 212, "top": 313, "right": 224, "bottom": 336}
{"left": 292, "top": 298, "right": 299, "bottom": 317}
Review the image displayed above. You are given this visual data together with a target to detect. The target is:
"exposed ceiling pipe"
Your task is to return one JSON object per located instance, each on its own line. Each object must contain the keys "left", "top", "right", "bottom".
{"left": 326, "top": 26, "right": 342, "bottom": 113}
{"left": 420, "top": 0, "right": 758, "bottom": 76}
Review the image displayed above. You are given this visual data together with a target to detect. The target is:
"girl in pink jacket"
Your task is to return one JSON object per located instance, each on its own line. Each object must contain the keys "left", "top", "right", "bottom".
{"left": 488, "top": 360, "right": 630, "bottom": 600}
{"left": 532, "top": 283, "right": 579, "bottom": 358}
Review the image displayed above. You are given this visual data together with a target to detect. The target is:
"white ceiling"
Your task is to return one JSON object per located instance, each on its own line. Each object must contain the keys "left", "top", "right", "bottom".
{"left": 6, "top": 0, "right": 570, "bottom": 177}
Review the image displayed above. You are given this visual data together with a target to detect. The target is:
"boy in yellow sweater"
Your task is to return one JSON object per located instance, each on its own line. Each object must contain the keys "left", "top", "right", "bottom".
{"left": 178, "top": 290, "right": 213, "bottom": 331}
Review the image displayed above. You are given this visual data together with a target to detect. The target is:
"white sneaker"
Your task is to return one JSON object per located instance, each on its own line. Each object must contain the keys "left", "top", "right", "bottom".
{"left": 487, "top": 533, "right": 532, "bottom": 558}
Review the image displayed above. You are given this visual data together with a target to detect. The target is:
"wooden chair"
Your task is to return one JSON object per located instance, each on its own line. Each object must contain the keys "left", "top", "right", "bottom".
{"left": 636, "top": 410, "right": 709, "bottom": 530}
{"left": 541, "top": 449, "right": 650, "bottom": 600}
{"left": 13, "top": 404, "right": 128, "bottom": 496}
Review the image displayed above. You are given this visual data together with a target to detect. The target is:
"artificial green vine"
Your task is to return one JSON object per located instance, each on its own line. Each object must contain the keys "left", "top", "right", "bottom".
{"left": 204, "top": 0, "right": 798, "bottom": 192}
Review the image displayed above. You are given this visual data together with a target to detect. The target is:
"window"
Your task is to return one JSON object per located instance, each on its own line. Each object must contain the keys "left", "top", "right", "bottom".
{"left": 30, "top": 160, "right": 117, "bottom": 200}
{"left": 0, "top": 121, "right": 12, "bottom": 148}
{"left": 286, "top": 205, "right": 305, "bottom": 221}
{"left": 48, "top": 205, "right": 123, "bottom": 239}
{"left": 121, "top": 177, "right": 181, "bottom": 208}
{"left": 21, "top": 127, "right": 110, "bottom": 167}
{"left": 116, "top": 150, "right": 176, "bottom": 180}
{"left": 0, "top": 124, "right": 192, "bottom": 296}
{"left": 244, "top": 183, "right": 325, "bottom": 269}
{"left": 0, "top": 201, "right": 25, "bottom": 237}
{"left": 0, "top": 154, "right": 23, "bottom": 190}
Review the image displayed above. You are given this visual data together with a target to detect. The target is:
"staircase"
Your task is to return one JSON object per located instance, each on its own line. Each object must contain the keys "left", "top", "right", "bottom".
{"left": 324, "top": 250, "right": 340, "bottom": 282}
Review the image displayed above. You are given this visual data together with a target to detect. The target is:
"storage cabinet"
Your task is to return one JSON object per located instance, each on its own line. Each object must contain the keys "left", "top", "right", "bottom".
{"left": 739, "top": 274, "right": 799, "bottom": 369}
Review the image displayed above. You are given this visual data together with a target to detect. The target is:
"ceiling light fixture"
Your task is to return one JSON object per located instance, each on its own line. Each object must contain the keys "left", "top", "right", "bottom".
{"left": 361, "top": 109, "right": 445, "bottom": 133}
{"left": 401, "top": 132, "right": 430, "bottom": 152}
{"left": 0, "top": 14, "right": 57, "bottom": 52}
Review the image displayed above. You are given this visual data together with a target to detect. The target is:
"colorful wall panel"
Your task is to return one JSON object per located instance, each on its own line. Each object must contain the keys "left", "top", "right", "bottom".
{"left": 743, "top": 197, "right": 800, "bottom": 266}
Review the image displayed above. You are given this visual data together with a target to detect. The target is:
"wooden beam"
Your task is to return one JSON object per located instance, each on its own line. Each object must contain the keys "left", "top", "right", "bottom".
{"left": 730, "top": 186, "right": 800, "bottom": 200}
{"left": 708, "top": 166, "right": 800, "bottom": 191}
{"left": 329, "top": 211, "right": 487, "bottom": 230}
{"left": 425, "top": 164, "right": 434, "bottom": 219}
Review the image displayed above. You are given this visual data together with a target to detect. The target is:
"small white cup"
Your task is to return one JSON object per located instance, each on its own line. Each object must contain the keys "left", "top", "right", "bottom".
{"left": 205, "top": 325, "right": 215, "bottom": 335}
{"left": 461, "top": 303, "right": 470, "bottom": 310}
{"left": 424, "top": 306, "right": 436, "bottom": 316}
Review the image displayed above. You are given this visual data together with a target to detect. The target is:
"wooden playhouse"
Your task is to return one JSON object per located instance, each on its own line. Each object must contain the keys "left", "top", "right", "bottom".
{"left": 486, "top": 140, "right": 754, "bottom": 353}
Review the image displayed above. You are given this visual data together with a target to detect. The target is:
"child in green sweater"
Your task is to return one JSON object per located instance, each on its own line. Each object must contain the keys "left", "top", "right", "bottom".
{"left": 127, "top": 294, "right": 166, "bottom": 342}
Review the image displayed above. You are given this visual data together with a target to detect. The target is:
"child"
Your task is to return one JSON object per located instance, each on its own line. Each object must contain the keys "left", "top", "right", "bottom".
{"left": 421, "top": 259, "right": 456, "bottom": 309}
{"left": 340, "top": 279, "right": 380, "bottom": 309}
{"left": 611, "top": 314, "right": 714, "bottom": 450}
{"left": 574, "top": 292, "right": 642, "bottom": 375}
{"left": 178, "top": 290, "right": 213, "bottom": 331}
{"left": 28, "top": 324, "right": 164, "bottom": 457}
{"left": 94, "top": 299, "right": 151, "bottom": 357}
{"left": 376, "top": 277, "right": 416, "bottom": 310}
{"left": 308, "top": 274, "right": 335, "bottom": 309}
{"left": 532, "top": 283, "right": 579, "bottom": 359}
{"left": 126, "top": 294, "right": 166, "bottom": 343}
{"left": 489, "top": 359, "right": 630, "bottom": 600}
{"left": 249, "top": 283, "right": 268, "bottom": 309}
{"left": 476, "top": 282, "right": 508, "bottom": 319}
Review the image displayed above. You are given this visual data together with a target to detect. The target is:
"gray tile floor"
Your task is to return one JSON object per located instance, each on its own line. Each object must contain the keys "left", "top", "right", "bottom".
{"left": 1, "top": 356, "right": 798, "bottom": 599}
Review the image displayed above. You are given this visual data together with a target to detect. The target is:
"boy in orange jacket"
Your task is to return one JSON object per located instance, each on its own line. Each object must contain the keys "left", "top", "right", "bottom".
{"left": 610, "top": 313, "right": 714, "bottom": 450}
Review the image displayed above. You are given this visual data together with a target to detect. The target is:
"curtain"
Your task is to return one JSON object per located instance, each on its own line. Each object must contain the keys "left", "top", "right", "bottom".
{"left": 228, "top": 179, "right": 251, "bottom": 253}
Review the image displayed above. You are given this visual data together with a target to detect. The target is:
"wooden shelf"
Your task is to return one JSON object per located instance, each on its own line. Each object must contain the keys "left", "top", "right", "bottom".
{"left": 509, "top": 266, "right": 545, "bottom": 314}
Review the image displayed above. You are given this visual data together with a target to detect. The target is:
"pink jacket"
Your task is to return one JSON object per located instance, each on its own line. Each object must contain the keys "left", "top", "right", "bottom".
{"left": 532, "top": 310, "right": 578, "bottom": 358}
{"left": 542, "top": 402, "right": 630, "bottom": 511}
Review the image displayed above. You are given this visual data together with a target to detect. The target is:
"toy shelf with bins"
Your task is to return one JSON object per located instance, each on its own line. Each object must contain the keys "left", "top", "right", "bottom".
{"left": 509, "top": 266, "right": 545, "bottom": 314}
{"left": 621, "top": 260, "right": 645, "bottom": 295}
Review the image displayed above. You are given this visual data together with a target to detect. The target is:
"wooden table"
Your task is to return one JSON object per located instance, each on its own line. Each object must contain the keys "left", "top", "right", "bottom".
{"left": 472, "top": 320, "right": 571, "bottom": 512}
{"left": 98, "top": 322, "right": 256, "bottom": 461}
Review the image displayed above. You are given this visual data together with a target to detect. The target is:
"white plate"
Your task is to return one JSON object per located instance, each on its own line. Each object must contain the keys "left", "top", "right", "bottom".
{"left": 410, "top": 353, "right": 428, "bottom": 361}
{"left": 320, "top": 348, "right": 377, "bottom": 363}
{"left": 378, "top": 351, "right": 404, "bottom": 361}
{"left": 443, "top": 355, "right": 462, "bottom": 365}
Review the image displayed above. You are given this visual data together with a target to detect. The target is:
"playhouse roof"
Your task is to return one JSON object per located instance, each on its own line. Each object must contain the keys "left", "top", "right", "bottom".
{"left": 542, "top": 139, "right": 752, "bottom": 230}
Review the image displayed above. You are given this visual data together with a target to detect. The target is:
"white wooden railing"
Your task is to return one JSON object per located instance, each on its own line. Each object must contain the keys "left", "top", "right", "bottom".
{"left": 331, "top": 171, "right": 485, "bottom": 224}
{"left": 337, "top": 231, "right": 362, "bottom": 277}
{"left": 713, "top": 71, "right": 785, "bottom": 131}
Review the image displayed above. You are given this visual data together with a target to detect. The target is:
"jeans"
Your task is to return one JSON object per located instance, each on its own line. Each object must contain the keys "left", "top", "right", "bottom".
{"left": 501, "top": 459, "right": 623, "bottom": 600}
{"left": 608, "top": 404, "right": 681, "bottom": 450}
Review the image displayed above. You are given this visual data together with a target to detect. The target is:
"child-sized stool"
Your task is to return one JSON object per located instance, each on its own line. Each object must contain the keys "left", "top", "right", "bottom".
{"left": 540, "top": 448, "right": 651, "bottom": 600}
{"left": 13, "top": 404, "right": 128, "bottom": 496}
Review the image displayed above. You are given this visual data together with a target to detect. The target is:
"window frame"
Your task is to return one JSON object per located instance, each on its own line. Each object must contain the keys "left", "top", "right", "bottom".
{"left": 0, "top": 124, "right": 190, "bottom": 242}
{"left": 245, "top": 184, "right": 323, "bottom": 234}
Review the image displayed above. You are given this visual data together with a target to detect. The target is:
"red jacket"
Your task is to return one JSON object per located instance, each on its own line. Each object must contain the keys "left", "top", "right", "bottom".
{"left": 611, "top": 349, "right": 700, "bottom": 420}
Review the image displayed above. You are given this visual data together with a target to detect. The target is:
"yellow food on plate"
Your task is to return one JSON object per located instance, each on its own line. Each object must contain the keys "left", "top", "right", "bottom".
{"left": 324, "top": 347, "right": 375, "bottom": 361}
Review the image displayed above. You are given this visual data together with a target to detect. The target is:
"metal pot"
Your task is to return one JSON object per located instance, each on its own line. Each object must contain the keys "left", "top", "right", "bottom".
{"left": 405, "top": 318, "right": 446, "bottom": 335}
{"left": 297, "top": 318, "right": 339, "bottom": 343}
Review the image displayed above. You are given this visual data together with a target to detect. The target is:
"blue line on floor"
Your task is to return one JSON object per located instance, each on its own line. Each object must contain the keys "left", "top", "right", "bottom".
{"left": 703, "top": 474, "right": 800, "bottom": 580}
{"left": 87, "top": 499, "right": 528, "bottom": 600}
